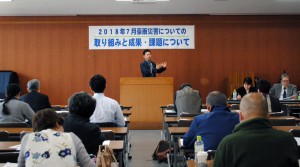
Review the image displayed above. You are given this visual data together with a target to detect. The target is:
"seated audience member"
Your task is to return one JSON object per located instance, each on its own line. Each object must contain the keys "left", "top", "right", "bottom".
{"left": 64, "top": 92, "right": 103, "bottom": 155}
{"left": 270, "top": 73, "right": 297, "bottom": 100}
{"left": 257, "top": 79, "right": 281, "bottom": 113}
{"left": 174, "top": 83, "right": 201, "bottom": 117}
{"left": 89, "top": 74, "right": 125, "bottom": 127}
{"left": 213, "top": 93, "right": 299, "bottom": 167}
{"left": 20, "top": 79, "right": 51, "bottom": 112}
{"left": 183, "top": 91, "right": 239, "bottom": 151}
{"left": 236, "top": 77, "right": 257, "bottom": 100}
{"left": 18, "top": 109, "right": 96, "bottom": 167}
{"left": 0, "top": 84, "right": 35, "bottom": 124}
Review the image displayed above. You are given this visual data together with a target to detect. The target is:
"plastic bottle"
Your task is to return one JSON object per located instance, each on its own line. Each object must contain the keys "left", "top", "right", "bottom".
{"left": 194, "top": 135, "right": 204, "bottom": 164}
{"left": 232, "top": 89, "right": 237, "bottom": 100}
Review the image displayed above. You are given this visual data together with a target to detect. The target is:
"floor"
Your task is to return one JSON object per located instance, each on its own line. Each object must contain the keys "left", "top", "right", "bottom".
{"left": 128, "top": 130, "right": 169, "bottom": 167}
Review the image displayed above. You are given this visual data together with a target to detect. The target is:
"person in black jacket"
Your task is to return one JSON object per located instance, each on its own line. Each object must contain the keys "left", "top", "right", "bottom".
{"left": 20, "top": 79, "right": 51, "bottom": 112}
{"left": 140, "top": 49, "right": 167, "bottom": 77}
{"left": 236, "top": 77, "right": 257, "bottom": 100}
{"left": 257, "top": 79, "right": 281, "bottom": 113}
{"left": 63, "top": 92, "right": 103, "bottom": 155}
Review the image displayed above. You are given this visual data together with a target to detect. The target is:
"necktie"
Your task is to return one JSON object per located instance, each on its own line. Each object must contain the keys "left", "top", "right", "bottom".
{"left": 283, "top": 88, "right": 287, "bottom": 99}
{"left": 148, "top": 61, "right": 153, "bottom": 75}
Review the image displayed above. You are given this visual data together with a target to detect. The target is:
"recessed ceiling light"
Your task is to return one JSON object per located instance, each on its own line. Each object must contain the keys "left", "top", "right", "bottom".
{"left": 116, "top": 0, "right": 169, "bottom": 2}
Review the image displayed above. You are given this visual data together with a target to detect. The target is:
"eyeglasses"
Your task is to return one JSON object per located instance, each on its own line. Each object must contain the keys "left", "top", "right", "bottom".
{"left": 282, "top": 80, "right": 289, "bottom": 82}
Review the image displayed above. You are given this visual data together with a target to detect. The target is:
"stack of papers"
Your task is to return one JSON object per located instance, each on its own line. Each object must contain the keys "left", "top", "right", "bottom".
{"left": 165, "top": 110, "right": 176, "bottom": 113}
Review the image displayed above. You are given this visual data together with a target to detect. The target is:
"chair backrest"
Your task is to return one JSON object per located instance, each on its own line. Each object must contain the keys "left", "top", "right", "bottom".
{"left": 20, "top": 131, "right": 31, "bottom": 141}
{"left": 230, "top": 104, "right": 240, "bottom": 110}
{"left": 179, "top": 113, "right": 201, "bottom": 117}
{"left": 0, "top": 131, "right": 9, "bottom": 141}
{"left": 270, "top": 119, "right": 296, "bottom": 126}
{"left": 96, "top": 122, "right": 118, "bottom": 127}
{"left": 289, "top": 129, "right": 300, "bottom": 137}
{"left": 101, "top": 130, "right": 115, "bottom": 140}
{"left": 0, "top": 152, "right": 19, "bottom": 163}
{"left": 269, "top": 111, "right": 284, "bottom": 117}
{"left": 0, "top": 122, "right": 31, "bottom": 127}
{"left": 177, "top": 119, "right": 193, "bottom": 127}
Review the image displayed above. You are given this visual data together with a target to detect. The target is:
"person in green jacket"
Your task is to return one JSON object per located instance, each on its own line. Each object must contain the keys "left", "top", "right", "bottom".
{"left": 213, "top": 93, "right": 299, "bottom": 167}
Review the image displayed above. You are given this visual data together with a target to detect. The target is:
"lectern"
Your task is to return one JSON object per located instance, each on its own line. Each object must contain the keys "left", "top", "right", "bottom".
{"left": 120, "top": 77, "right": 173, "bottom": 129}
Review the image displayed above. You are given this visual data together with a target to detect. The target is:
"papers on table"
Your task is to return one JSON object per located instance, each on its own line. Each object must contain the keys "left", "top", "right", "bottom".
{"left": 201, "top": 109, "right": 209, "bottom": 113}
{"left": 103, "top": 140, "right": 110, "bottom": 146}
{"left": 9, "top": 144, "right": 20, "bottom": 150}
{"left": 55, "top": 110, "right": 69, "bottom": 114}
{"left": 294, "top": 137, "right": 300, "bottom": 146}
{"left": 165, "top": 110, "right": 176, "bottom": 113}
{"left": 2, "top": 162, "right": 18, "bottom": 167}
{"left": 282, "top": 96, "right": 293, "bottom": 100}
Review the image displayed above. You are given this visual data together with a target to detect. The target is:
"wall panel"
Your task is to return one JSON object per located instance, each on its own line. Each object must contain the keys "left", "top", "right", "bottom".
{"left": 0, "top": 15, "right": 299, "bottom": 105}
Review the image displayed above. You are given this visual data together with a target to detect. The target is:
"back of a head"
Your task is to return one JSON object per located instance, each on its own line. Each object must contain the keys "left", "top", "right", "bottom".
{"left": 256, "top": 79, "right": 271, "bottom": 94}
{"left": 27, "top": 79, "right": 40, "bottom": 91}
{"left": 33, "top": 108, "right": 63, "bottom": 132}
{"left": 179, "top": 83, "right": 192, "bottom": 90}
{"left": 2, "top": 84, "right": 21, "bottom": 115}
{"left": 68, "top": 92, "right": 96, "bottom": 118}
{"left": 240, "top": 93, "right": 268, "bottom": 120}
{"left": 89, "top": 74, "right": 106, "bottom": 93}
{"left": 243, "top": 77, "right": 252, "bottom": 85}
{"left": 6, "top": 83, "right": 21, "bottom": 98}
{"left": 206, "top": 91, "right": 227, "bottom": 107}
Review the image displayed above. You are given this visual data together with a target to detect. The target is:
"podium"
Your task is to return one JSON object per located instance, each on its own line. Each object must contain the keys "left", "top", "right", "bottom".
{"left": 120, "top": 77, "right": 173, "bottom": 129}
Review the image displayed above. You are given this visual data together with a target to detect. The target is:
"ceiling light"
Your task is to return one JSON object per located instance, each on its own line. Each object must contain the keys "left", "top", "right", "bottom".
{"left": 116, "top": 0, "right": 169, "bottom": 2}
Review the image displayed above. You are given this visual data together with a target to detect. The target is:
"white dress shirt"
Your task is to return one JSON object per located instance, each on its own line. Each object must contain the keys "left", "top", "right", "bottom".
{"left": 90, "top": 93, "right": 125, "bottom": 127}
{"left": 280, "top": 86, "right": 287, "bottom": 100}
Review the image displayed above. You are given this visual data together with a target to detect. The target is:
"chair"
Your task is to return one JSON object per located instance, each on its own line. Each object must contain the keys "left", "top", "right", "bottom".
{"left": 177, "top": 119, "right": 193, "bottom": 127}
{"left": 230, "top": 104, "right": 240, "bottom": 110}
{"left": 97, "top": 122, "right": 118, "bottom": 127}
{"left": 101, "top": 130, "right": 115, "bottom": 140}
{"left": 179, "top": 113, "right": 201, "bottom": 117}
{"left": 0, "top": 152, "right": 19, "bottom": 163}
{"left": 270, "top": 119, "right": 296, "bottom": 126}
{"left": 0, "top": 131, "right": 9, "bottom": 141}
{"left": 0, "top": 122, "right": 31, "bottom": 127}
{"left": 290, "top": 129, "right": 300, "bottom": 137}
{"left": 269, "top": 111, "right": 285, "bottom": 117}
{"left": 20, "top": 131, "right": 31, "bottom": 141}
{"left": 289, "top": 129, "right": 300, "bottom": 158}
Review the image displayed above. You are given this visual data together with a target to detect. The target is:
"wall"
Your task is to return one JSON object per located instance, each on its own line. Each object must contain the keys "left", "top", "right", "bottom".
{"left": 0, "top": 15, "right": 299, "bottom": 105}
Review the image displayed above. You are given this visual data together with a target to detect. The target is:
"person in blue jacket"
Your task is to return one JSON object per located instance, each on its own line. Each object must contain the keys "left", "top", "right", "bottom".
{"left": 183, "top": 91, "right": 240, "bottom": 151}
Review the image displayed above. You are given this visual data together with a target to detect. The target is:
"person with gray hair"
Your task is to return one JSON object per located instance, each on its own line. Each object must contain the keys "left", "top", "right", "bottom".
{"left": 183, "top": 91, "right": 239, "bottom": 151}
{"left": 269, "top": 73, "right": 297, "bottom": 100}
{"left": 213, "top": 93, "right": 299, "bottom": 167}
{"left": 20, "top": 79, "right": 51, "bottom": 112}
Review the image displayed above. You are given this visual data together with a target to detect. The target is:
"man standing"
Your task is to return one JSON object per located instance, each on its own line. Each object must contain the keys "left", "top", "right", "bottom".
{"left": 213, "top": 93, "right": 299, "bottom": 167}
{"left": 89, "top": 74, "right": 125, "bottom": 127}
{"left": 183, "top": 91, "right": 239, "bottom": 151}
{"left": 269, "top": 74, "right": 297, "bottom": 100}
{"left": 20, "top": 79, "right": 51, "bottom": 112}
{"left": 140, "top": 49, "right": 167, "bottom": 77}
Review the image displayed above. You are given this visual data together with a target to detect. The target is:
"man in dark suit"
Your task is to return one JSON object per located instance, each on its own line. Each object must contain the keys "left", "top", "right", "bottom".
{"left": 269, "top": 74, "right": 297, "bottom": 100}
{"left": 257, "top": 79, "right": 281, "bottom": 113}
{"left": 20, "top": 79, "right": 51, "bottom": 112}
{"left": 140, "top": 49, "right": 167, "bottom": 77}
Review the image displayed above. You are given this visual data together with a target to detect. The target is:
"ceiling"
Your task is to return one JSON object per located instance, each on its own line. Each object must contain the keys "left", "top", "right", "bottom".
{"left": 0, "top": 0, "right": 299, "bottom": 16}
